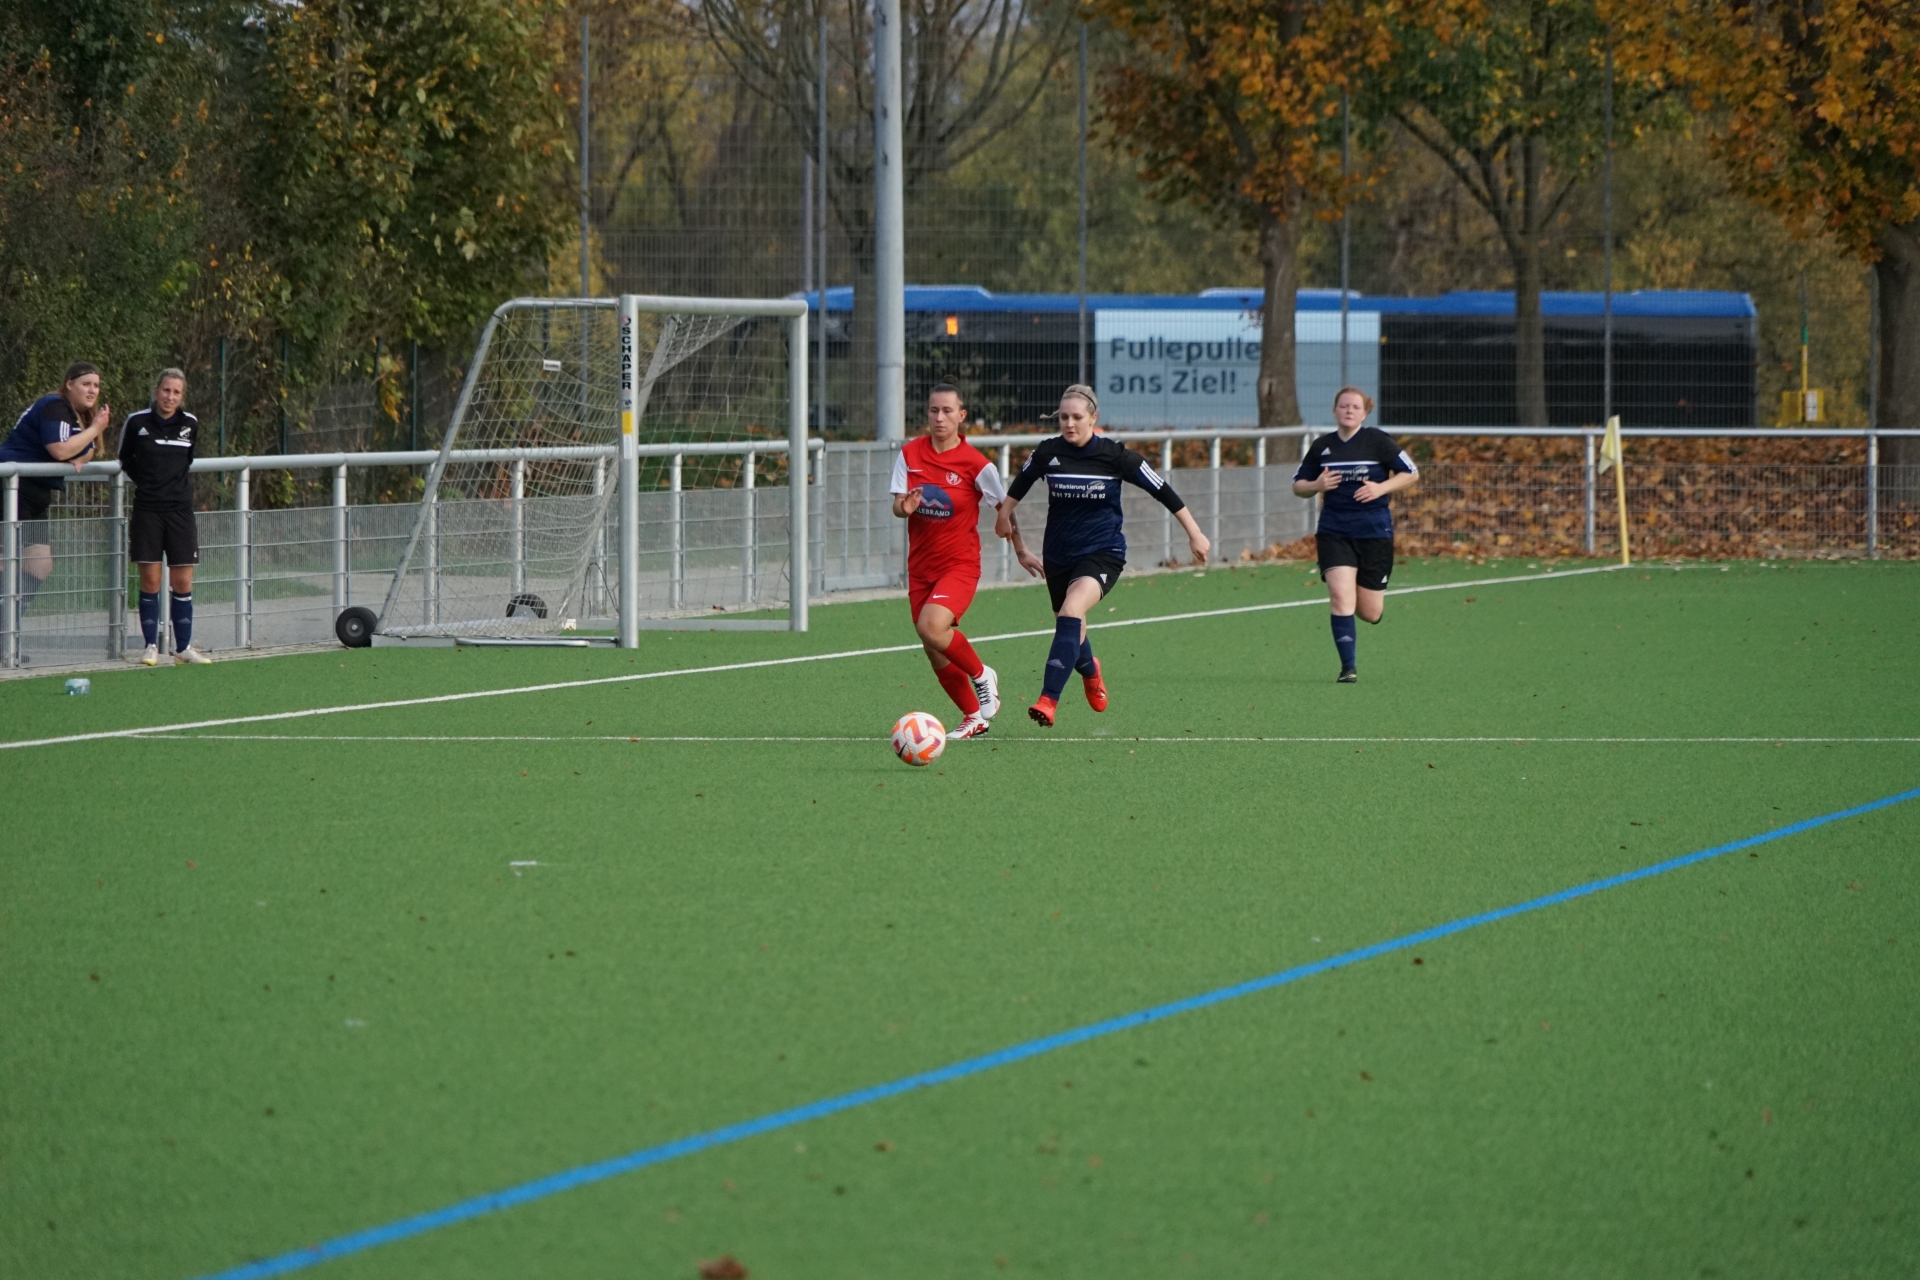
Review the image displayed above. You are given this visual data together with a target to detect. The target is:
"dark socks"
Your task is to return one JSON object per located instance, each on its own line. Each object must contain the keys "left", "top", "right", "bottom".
{"left": 170, "top": 592, "right": 193, "bottom": 650}
{"left": 1075, "top": 632, "right": 1098, "bottom": 677}
{"left": 1041, "top": 617, "right": 1081, "bottom": 700}
{"left": 1331, "top": 613, "right": 1357, "bottom": 671}
{"left": 19, "top": 572, "right": 45, "bottom": 613}
{"left": 139, "top": 591, "right": 161, "bottom": 647}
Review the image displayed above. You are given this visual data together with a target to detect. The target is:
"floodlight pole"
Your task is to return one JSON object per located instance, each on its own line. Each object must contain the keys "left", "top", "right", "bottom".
{"left": 1595, "top": 35, "right": 1614, "bottom": 559}
{"left": 873, "top": 0, "right": 905, "bottom": 441}
{"left": 818, "top": 9, "right": 830, "bottom": 435}
{"left": 579, "top": 17, "right": 591, "bottom": 297}
{"left": 1602, "top": 37, "right": 1614, "bottom": 431}
{"left": 1340, "top": 90, "right": 1351, "bottom": 388}
{"left": 618, "top": 294, "right": 640, "bottom": 648}
{"left": 789, "top": 310, "right": 810, "bottom": 630}
{"left": 1867, "top": 269, "right": 1879, "bottom": 558}
{"left": 1077, "top": 23, "right": 1089, "bottom": 386}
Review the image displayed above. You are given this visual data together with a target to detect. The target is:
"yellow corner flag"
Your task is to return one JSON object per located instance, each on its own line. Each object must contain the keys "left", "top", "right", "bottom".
{"left": 1599, "top": 415, "right": 1630, "bottom": 565}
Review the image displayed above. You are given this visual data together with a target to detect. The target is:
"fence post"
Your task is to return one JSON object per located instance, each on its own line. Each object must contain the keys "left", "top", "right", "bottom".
{"left": 1866, "top": 430, "right": 1879, "bottom": 560}
{"left": 236, "top": 468, "right": 252, "bottom": 648}
{"left": 810, "top": 440, "right": 826, "bottom": 604}
{"left": 409, "top": 341, "right": 420, "bottom": 453}
{"left": 510, "top": 458, "right": 526, "bottom": 598}
{"left": 998, "top": 443, "right": 1013, "bottom": 583}
{"left": 1584, "top": 431, "right": 1597, "bottom": 557}
{"left": 2, "top": 475, "right": 17, "bottom": 668}
{"left": 1161, "top": 437, "right": 1175, "bottom": 566}
{"left": 217, "top": 336, "right": 228, "bottom": 457}
{"left": 108, "top": 471, "right": 126, "bottom": 659}
{"left": 742, "top": 450, "right": 757, "bottom": 605}
{"left": 618, "top": 295, "right": 639, "bottom": 648}
{"left": 425, "top": 478, "right": 439, "bottom": 626}
{"left": 1208, "top": 435, "right": 1222, "bottom": 554}
{"left": 787, "top": 309, "right": 810, "bottom": 632}
{"left": 333, "top": 463, "right": 349, "bottom": 611}
{"left": 669, "top": 451, "right": 684, "bottom": 610}
{"left": 1255, "top": 435, "right": 1268, "bottom": 555}
{"left": 592, "top": 456, "right": 607, "bottom": 616}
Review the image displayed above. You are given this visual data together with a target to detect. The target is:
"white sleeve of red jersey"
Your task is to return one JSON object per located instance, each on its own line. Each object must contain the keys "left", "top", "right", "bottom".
{"left": 888, "top": 450, "right": 910, "bottom": 495}
{"left": 974, "top": 458, "right": 1007, "bottom": 506}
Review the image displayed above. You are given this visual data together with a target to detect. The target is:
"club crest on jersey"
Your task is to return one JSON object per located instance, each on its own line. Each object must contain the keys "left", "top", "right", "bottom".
{"left": 945, "top": 471, "right": 960, "bottom": 484}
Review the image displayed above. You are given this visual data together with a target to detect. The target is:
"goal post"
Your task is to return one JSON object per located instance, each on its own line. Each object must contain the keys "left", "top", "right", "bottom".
{"left": 369, "top": 293, "right": 809, "bottom": 646}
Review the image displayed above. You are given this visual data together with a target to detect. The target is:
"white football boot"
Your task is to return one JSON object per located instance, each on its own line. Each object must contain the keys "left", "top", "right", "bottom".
{"left": 949, "top": 712, "right": 992, "bottom": 740}
{"left": 174, "top": 645, "right": 212, "bottom": 665}
{"left": 968, "top": 664, "right": 1001, "bottom": 720}
{"left": 138, "top": 644, "right": 159, "bottom": 667}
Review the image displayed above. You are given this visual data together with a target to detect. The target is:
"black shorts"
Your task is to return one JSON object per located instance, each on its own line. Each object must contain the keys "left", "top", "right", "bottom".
{"left": 16, "top": 478, "right": 57, "bottom": 549}
{"left": 18, "top": 477, "right": 56, "bottom": 522}
{"left": 130, "top": 507, "right": 200, "bottom": 566}
{"left": 1045, "top": 552, "right": 1125, "bottom": 613}
{"left": 1317, "top": 532, "right": 1394, "bottom": 591}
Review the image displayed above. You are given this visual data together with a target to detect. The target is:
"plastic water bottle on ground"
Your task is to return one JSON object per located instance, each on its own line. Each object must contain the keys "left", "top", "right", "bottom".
{"left": 65, "top": 677, "right": 91, "bottom": 696}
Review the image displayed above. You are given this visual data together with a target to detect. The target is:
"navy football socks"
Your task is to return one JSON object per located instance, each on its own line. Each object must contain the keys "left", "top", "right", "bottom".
{"left": 170, "top": 592, "right": 193, "bottom": 650}
{"left": 1042, "top": 617, "right": 1081, "bottom": 700}
{"left": 1331, "top": 613, "right": 1357, "bottom": 670}
{"left": 138, "top": 591, "right": 161, "bottom": 647}
{"left": 1075, "top": 632, "right": 1098, "bottom": 677}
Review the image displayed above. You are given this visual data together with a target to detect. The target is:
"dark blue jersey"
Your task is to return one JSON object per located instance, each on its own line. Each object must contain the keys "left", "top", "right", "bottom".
{"left": 117, "top": 407, "right": 200, "bottom": 510}
{"left": 1, "top": 393, "right": 89, "bottom": 490}
{"left": 1294, "top": 426, "right": 1418, "bottom": 539}
{"left": 1006, "top": 434, "right": 1186, "bottom": 563}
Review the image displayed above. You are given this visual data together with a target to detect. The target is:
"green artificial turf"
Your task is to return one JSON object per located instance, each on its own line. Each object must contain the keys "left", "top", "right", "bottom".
{"left": 2, "top": 558, "right": 1917, "bottom": 1280}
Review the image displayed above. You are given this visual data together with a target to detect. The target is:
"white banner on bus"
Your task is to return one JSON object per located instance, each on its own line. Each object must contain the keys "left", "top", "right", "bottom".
{"left": 1094, "top": 308, "right": 1379, "bottom": 429}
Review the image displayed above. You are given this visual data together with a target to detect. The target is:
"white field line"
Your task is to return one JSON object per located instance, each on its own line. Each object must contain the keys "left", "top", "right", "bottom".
{"left": 1, "top": 564, "right": 1624, "bottom": 753}
{"left": 130, "top": 734, "right": 1920, "bottom": 745}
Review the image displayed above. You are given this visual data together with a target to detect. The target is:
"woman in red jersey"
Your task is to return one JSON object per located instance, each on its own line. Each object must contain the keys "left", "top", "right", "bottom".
{"left": 890, "top": 382, "right": 1009, "bottom": 738}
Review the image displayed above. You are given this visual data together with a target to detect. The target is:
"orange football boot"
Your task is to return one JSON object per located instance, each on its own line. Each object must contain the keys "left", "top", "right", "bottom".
{"left": 1028, "top": 695, "right": 1058, "bottom": 727}
{"left": 1081, "top": 658, "right": 1107, "bottom": 712}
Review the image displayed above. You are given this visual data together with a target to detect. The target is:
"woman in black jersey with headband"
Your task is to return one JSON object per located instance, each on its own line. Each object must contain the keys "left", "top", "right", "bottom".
{"left": 994, "top": 384, "right": 1210, "bottom": 726}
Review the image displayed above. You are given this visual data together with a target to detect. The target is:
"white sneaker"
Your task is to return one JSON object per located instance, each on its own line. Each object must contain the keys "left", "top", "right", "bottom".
{"left": 950, "top": 712, "right": 991, "bottom": 740}
{"left": 173, "top": 645, "right": 212, "bottom": 665}
{"left": 969, "top": 664, "right": 1001, "bottom": 719}
{"left": 138, "top": 645, "right": 159, "bottom": 667}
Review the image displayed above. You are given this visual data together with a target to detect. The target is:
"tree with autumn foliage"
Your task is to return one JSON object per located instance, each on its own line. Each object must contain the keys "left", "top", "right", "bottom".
{"left": 1092, "top": 0, "right": 1390, "bottom": 426}
{"left": 0, "top": 0, "right": 575, "bottom": 436}
{"left": 1611, "top": 0, "right": 1920, "bottom": 467}
{"left": 1383, "top": 0, "right": 1668, "bottom": 427}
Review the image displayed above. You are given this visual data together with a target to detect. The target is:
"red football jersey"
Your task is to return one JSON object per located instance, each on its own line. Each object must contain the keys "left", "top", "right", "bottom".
{"left": 889, "top": 434, "right": 1008, "bottom": 574}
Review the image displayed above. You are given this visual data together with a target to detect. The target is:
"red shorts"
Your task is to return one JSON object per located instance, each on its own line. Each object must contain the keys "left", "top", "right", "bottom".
{"left": 908, "top": 565, "right": 979, "bottom": 622}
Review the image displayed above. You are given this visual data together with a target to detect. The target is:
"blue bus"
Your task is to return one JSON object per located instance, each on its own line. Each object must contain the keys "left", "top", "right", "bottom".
{"left": 802, "top": 285, "right": 1757, "bottom": 429}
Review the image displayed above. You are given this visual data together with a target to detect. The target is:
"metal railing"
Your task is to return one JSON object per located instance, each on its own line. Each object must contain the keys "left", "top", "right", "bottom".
{"left": 4, "top": 425, "right": 1914, "bottom": 672}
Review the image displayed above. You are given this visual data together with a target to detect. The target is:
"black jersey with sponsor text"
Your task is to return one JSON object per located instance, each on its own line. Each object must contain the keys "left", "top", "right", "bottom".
{"left": 1294, "top": 426, "right": 1418, "bottom": 539}
{"left": 1005, "top": 433, "right": 1186, "bottom": 563}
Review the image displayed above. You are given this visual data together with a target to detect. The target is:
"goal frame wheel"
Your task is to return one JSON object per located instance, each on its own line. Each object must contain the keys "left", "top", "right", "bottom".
{"left": 335, "top": 606, "right": 378, "bottom": 648}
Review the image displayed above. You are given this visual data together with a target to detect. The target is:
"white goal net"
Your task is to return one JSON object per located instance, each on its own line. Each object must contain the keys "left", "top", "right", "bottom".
{"left": 374, "top": 295, "right": 808, "bottom": 641}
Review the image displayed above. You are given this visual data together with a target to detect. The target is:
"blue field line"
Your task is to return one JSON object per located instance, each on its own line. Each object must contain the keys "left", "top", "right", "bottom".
{"left": 192, "top": 784, "right": 1920, "bottom": 1280}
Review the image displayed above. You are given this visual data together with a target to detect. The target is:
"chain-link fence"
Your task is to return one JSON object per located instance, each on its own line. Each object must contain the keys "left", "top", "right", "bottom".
{"left": 7, "top": 427, "right": 1914, "bottom": 674}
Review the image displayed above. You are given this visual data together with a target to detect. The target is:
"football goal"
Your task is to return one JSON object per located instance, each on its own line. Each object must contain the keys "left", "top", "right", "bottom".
{"left": 361, "top": 294, "right": 809, "bottom": 647}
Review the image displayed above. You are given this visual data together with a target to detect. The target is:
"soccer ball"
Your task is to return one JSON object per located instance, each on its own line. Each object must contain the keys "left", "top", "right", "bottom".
{"left": 891, "top": 712, "right": 946, "bottom": 766}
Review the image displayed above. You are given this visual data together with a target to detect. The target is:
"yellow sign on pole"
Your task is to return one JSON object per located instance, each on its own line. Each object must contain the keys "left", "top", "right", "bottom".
{"left": 1597, "top": 415, "right": 1630, "bottom": 565}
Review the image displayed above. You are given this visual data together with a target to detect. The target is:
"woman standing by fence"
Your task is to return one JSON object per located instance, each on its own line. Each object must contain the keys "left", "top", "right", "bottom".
{"left": 0, "top": 362, "right": 113, "bottom": 617}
